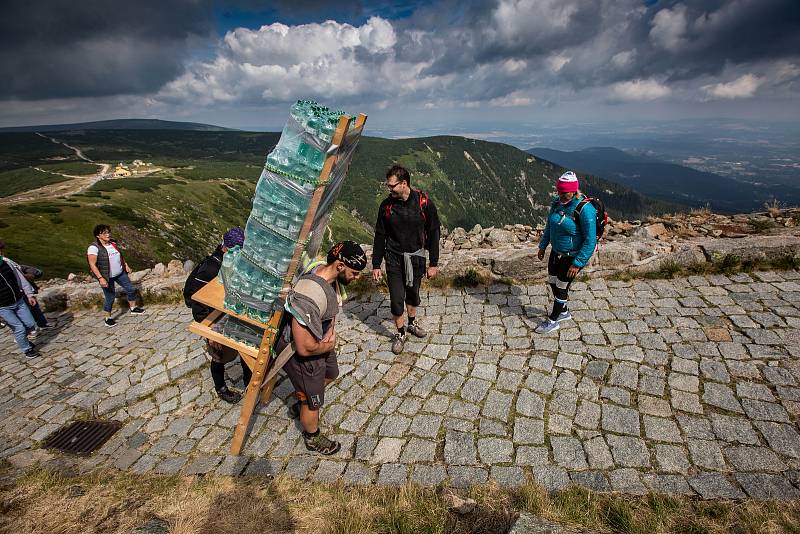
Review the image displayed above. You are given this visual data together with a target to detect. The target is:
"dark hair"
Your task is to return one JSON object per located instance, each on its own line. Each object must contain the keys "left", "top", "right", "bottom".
{"left": 386, "top": 164, "right": 411, "bottom": 186}
{"left": 93, "top": 224, "right": 110, "bottom": 238}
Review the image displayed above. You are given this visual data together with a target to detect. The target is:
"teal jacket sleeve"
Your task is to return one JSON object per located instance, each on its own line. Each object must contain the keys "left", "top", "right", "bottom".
{"left": 538, "top": 217, "right": 551, "bottom": 250}
{"left": 573, "top": 202, "right": 597, "bottom": 268}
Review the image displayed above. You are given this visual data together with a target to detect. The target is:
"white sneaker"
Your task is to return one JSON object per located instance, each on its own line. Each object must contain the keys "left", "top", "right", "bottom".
{"left": 534, "top": 318, "right": 560, "bottom": 334}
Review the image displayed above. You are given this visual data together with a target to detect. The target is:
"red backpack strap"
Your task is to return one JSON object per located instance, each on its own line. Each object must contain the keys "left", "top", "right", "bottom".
{"left": 384, "top": 199, "right": 393, "bottom": 222}
{"left": 417, "top": 190, "right": 428, "bottom": 224}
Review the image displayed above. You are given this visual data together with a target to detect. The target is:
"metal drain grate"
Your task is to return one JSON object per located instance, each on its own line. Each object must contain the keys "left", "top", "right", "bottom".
{"left": 43, "top": 419, "right": 122, "bottom": 455}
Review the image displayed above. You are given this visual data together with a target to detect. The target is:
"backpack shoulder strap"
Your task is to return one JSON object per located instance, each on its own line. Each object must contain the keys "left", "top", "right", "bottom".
{"left": 291, "top": 277, "right": 329, "bottom": 317}
{"left": 572, "top": 196, "right": 591, "bottom": 233}
{"left": 383, "top": 197, "right": 395, "bottom": 222}
{"left": 417, "top": 190, "right": 429, "bottom": 224}
{"left": 574, "top": 197, "right": 591, "bottom": 216}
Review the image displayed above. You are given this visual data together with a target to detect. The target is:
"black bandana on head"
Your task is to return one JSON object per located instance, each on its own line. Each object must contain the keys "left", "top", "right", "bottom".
{"left": 328, "top": 240, "right": 367, "bottom": 271}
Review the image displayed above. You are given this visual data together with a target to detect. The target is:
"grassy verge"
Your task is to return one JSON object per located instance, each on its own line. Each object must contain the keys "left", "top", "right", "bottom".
{"left": 609, "top": 254, "right": 800, "bottom": 282}
{"left": 1, "top": 467, "right": 798, "bottom": 534}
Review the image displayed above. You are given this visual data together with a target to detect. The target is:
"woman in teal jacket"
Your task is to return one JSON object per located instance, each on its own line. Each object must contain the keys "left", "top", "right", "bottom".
{"left": 535, "top": 171, "right": 597, "bottom": 334}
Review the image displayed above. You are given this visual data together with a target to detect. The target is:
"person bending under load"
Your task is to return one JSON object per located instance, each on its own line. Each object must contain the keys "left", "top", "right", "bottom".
{"left": 372, "top": 164, "right": 441, "bottom": 355}
{"left": 87, "top": 224, "right": 144, "bottom": 327}
{"left": 183, "top": 227, "right": 251, "bottom": 404}
{"left": 276, "top": 241, "right": 366, "bottom": 455}
{"left": 535, "top": 171, "right": 597, "bottom": 335}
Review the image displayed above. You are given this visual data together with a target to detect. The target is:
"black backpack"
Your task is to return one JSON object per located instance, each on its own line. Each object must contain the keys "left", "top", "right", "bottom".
{"left": 574, "top": 196, "right": 608, "bottom": 239}
{"left": 183, "top": 253, "right": 222, "bottom": 307}
{"left": 552, "top": 196, "right": 608, "bottom": 239}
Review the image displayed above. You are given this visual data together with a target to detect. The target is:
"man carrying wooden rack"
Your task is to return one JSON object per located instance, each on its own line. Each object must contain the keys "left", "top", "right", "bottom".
{"left": 275, "top": 240, "right": 367, "bottom": 455}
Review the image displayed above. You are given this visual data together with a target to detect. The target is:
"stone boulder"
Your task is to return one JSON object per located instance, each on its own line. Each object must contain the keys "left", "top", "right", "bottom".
{"left": 487, "top": 228, "right": 518, "bottom": 246}
{"left": 129, "top": 269, "right": 151, "bottom": 284}
{"left": 166, "top": 259, "right": 184, "bottom": 277}
{"left": 183, "top": 260, "right": 195, "bottom": 273}
{"left": 629, "top": 245, "right": 707, "bottom": 274}
{"left": 490, "top": 249, "right": 540, "bottom": 280}
{"left": 450, "top": 227, "right": 467, "bottom": 245}
{"left": 701, "top": 235, "right": 800, "bottom": 264}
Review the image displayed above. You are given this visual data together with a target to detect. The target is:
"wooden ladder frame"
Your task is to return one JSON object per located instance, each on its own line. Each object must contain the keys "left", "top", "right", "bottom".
{"left": 189, "top": 112, "right": 367, "bottom": 455}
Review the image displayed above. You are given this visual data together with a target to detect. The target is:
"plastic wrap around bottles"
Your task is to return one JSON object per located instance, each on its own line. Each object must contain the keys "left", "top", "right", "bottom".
{"left": 222, "top": 99, "right": 359, "bottom": 322}
{"left": 266, "top": 100, "right": 345, "bottom": 180}
{"left": 222, "top": 316, "right": 266, "bottom": 348}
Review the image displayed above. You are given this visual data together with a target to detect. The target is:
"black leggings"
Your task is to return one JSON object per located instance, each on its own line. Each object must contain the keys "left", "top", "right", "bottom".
{"left": 211, "top": 359, "right": 252, "bottom": 391}
{"left": 547, "top": 252, "right": 579, "bottom": 320}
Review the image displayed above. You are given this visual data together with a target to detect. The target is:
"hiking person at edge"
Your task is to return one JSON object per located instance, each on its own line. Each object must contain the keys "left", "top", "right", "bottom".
{"left": 0, "top": 243, "right": 40, "bottom": 358}
{"left": 277, "top": 240, "right": 367, "bottom": 455}
{"left": 535, "top": 171, "right": 597, "bottom": 335}
{"left": 371, "top": 164, "right": 441, "bottom": 354}
{"left": 184, "top": 227, "right": 252, "bottom": 404}
{"left": 87, "top": 224, "right": 144, "bottom": 327}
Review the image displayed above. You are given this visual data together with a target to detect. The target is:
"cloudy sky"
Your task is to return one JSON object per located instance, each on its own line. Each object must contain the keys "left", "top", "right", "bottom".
{"left": 2, "top": 0, "right": 798, "bottom": 132}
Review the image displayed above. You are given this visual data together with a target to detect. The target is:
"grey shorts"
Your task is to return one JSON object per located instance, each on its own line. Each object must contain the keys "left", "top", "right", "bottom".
{"left": 283, "top": 351, "right": 339, "bottom": 410}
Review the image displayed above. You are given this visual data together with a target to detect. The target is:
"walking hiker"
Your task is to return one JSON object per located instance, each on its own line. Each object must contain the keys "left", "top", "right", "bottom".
{"left": 535, "top": 171, "right": 597, "bottom": 335}
{"left": 0, "top": 240, "right": 50, "bottom": 332}
{"left": 20, "top": 264, "right": 50, "bottom": 330}
{"left": 184, "top": 227, "right": 252, "bottom": 404}
{"left": 276, "top": 240, "right": 366, "bottom": 455}
{"left": 86, "top": 224, "right": 145, "bottom": 327}
{"left": 371, "top": 164, "right": 441, "bottom": 354}
{"left": 0, "top": 239, "right": 41, "bottom": 358}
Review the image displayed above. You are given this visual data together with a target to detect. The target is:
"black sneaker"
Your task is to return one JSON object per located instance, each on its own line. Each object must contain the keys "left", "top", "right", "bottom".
{"left": 25, "top": 348, "right": 40, "bottom": 359}
{"left": 104, "top": 317, "right": 117, "bottom": 327}
{"left": 0, "top": 320, "right": 7, "bottom": 328}
{"left": 216, "top": 386, "right": 242, "bottom": 404}
{"left": 129, "top": 307, "right": 145, "bottom": 315}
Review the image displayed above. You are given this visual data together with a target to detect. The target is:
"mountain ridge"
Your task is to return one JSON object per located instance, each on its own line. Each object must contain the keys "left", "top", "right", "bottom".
{"left": 0, "top": 118, "right": 238, "bottom": 133}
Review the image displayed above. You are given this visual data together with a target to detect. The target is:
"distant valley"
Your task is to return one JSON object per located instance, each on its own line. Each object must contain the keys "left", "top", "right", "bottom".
{"left": 528, "top": 146, "right": 800, "bottom": 214}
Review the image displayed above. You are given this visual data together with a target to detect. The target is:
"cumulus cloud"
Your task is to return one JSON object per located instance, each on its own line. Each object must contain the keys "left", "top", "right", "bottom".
{"left": 613, "top": 79, "right": 672, "bottom": 101}
{"left": 2, "top": 0, "right": 800, "bottom": 124}
{"left": 703, "top": 74, "right": 762, "bottom": 99}
{"left": 158, "top": 16, "right": 405, "bottom": 105}
{"left": 649, "top": 4, "right": 689, "bottom": 52}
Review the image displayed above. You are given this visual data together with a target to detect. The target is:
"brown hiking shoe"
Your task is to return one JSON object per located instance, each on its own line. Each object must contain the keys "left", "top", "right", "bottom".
{"left": 406, "top": 322, "right": 427, "bottom": 338}
{"left": 391, "top": 332, "right": 406, "bottom": 354}
{"left": 304, "top": 432, "right": 341, "bottom": 455}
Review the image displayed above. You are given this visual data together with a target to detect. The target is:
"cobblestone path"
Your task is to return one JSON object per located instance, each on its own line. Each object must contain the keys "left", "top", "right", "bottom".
{"left": 3, "top": 272, "right": 800, "bottom": 499}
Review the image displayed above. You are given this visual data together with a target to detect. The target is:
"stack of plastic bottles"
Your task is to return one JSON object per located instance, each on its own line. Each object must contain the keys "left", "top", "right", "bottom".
{"left": 220, "top": 100, "right": 347, "bottom": 322}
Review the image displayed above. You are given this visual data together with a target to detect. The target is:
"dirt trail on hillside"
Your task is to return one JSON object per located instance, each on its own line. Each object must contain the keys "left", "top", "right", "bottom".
{"left": 1, "top": 134, "right": 158, "bottom": 205}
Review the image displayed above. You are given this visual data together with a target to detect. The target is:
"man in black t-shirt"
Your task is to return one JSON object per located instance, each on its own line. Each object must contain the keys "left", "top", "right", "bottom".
{"left": 372, "top": 165, "right": 441, "bottom": 354}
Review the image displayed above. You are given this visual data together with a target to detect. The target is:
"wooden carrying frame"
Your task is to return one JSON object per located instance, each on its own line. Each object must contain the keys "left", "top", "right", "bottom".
{"left": 189, "top": 112, "right": 367, "bottom": 454}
